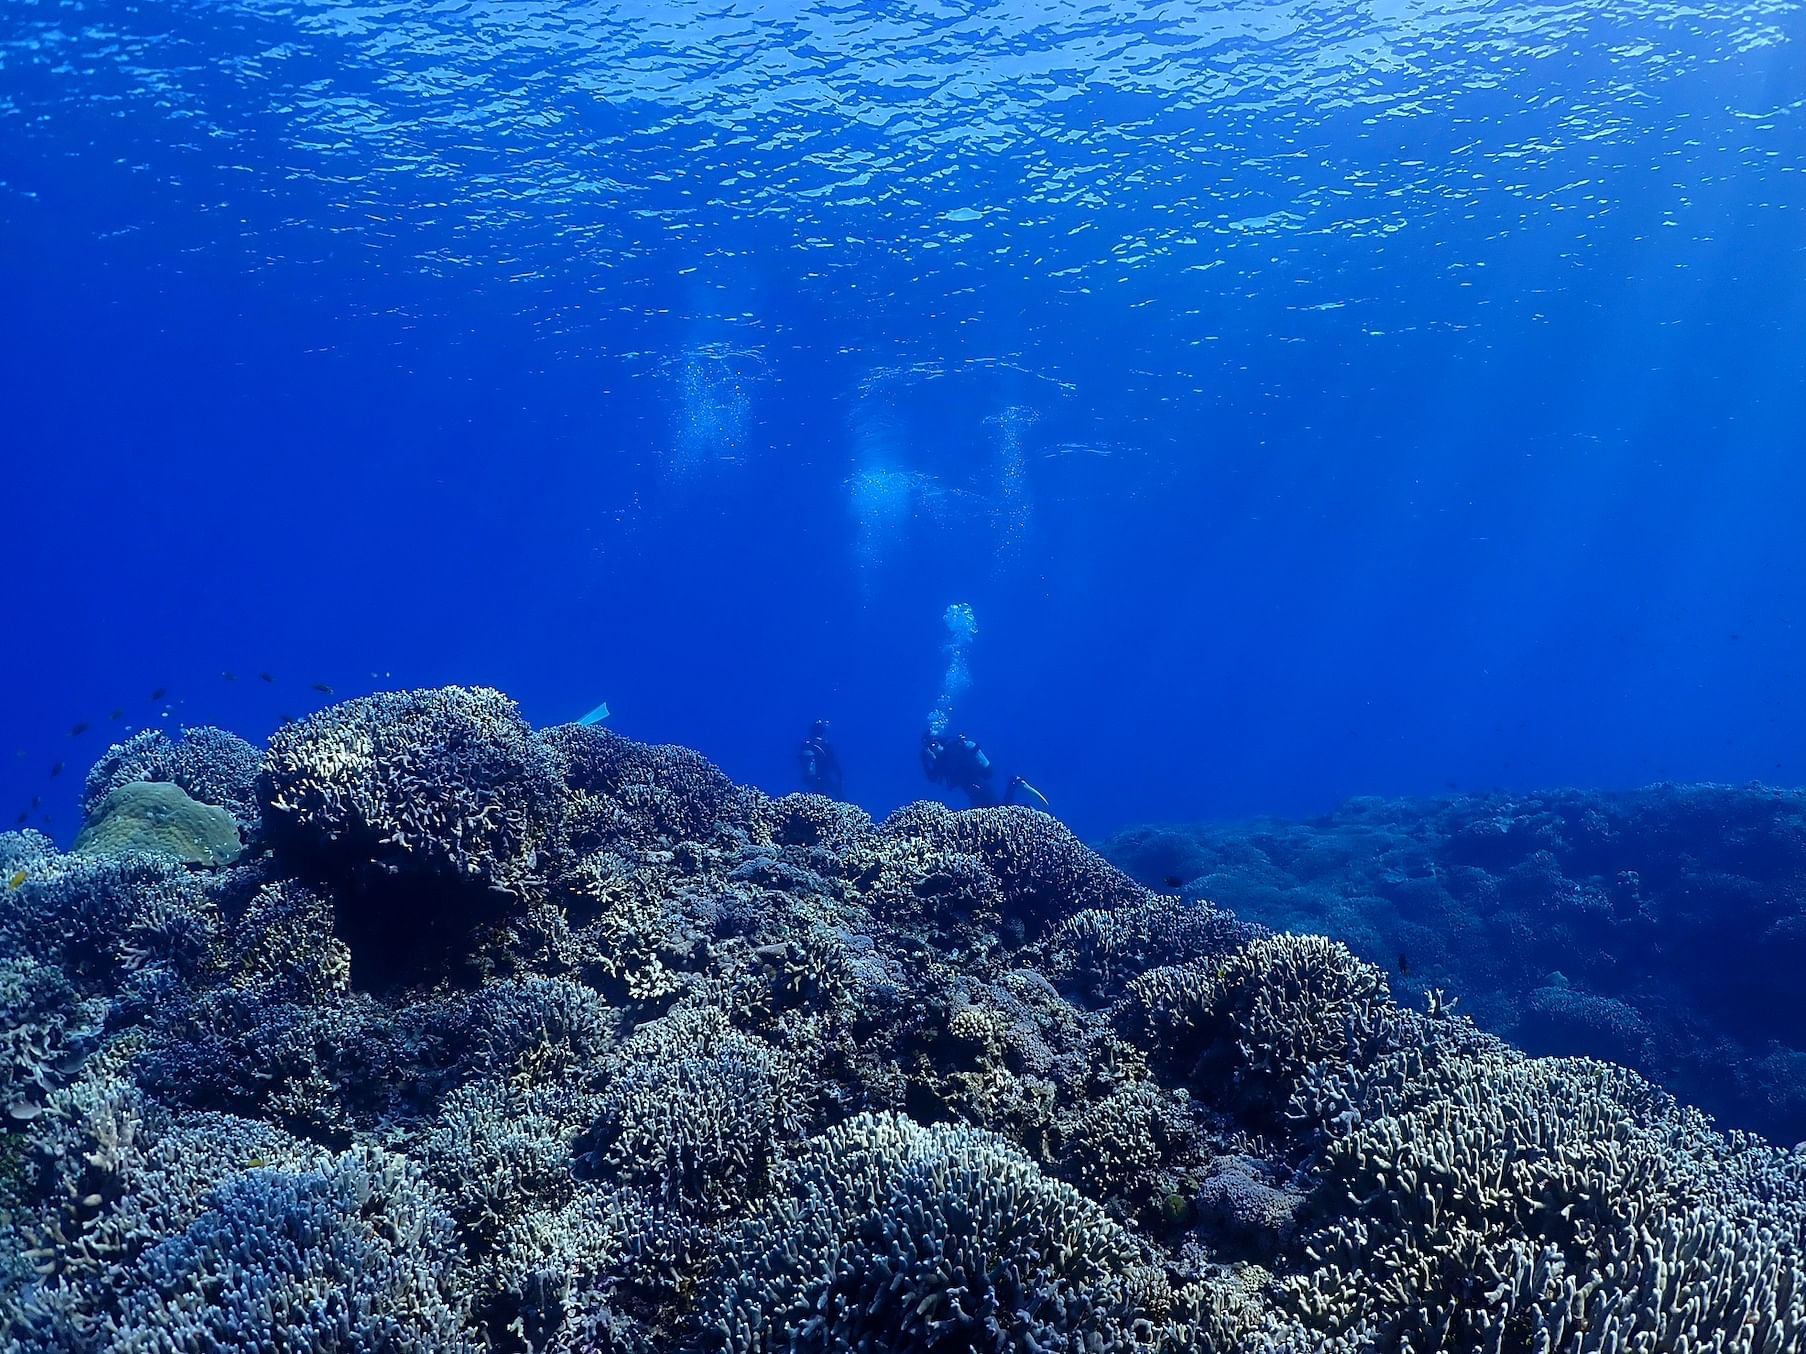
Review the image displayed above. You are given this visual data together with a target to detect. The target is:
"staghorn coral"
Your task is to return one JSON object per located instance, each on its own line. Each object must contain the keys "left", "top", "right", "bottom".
{"left": 418, "top": 1080, "right": 581, "bottom": 1245}
{"left": 480, "top": 1184, "right": 665, "bottom": 1354}
{"left": 223, "top": 880, "right": 350, "bottom": 1002}
{"left": 752, "top": 792, "right": 875, "bottom": 854}
{"left": 1, "top": 847, "right": 224, "bottom": 989}
{"left": 3, "top": 1069, "right": 325, "bottom": 1336}
{"left": 0, "top": 955, "right": 104, "bottom": 1126}
{"left": 1040, "top": 893, "right": 1256, "bottom": 1006}
{"left": 588, "top": 1044, "right": 779, "bottom": 1217}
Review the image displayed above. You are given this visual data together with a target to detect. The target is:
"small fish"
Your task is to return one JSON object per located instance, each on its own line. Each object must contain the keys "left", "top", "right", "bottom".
{"left": 279, "top": 713, "right": 296, "bottom": 726}
{"left": 30, "top": 796, "right": 41, "bottom": 809}
{"left": 13, "top": 812, "right": 25, "bottom": 826}
{"left": 311, "top": 682, "right": 334, "bottom": 695}
{"left": 109, "top": 708, "right": 124, "bottom": 721}
{"left": 150, "top": 687, "right": 168, "bottom": 701}
{"left": 1161, "top": 875, "right": 1184, "bottom": 889}
{"left": 70, "top": 721, "right": 89, "bottom": 737}
{"left": 1397, "top": 953, "right": 1412, "bottom": 977}
{"left": 48, "top": 763, "right": 63, "bottom": 778}
{"left": 222, "top": 671, "right": 238, "bottom": 682}
{"left": 245, "top": 1157, "right": 266, "bottom": 1169}
{"left": 259, "top": 672, "right": 275, "bottom": 684}
{"left": 6, "top": 870, "right": 25, "bottom": 891}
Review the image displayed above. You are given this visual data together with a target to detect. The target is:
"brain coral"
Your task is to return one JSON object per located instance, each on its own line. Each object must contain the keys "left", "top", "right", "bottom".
{"left": 72, "top": 781, "right": 243, "bottom": 868}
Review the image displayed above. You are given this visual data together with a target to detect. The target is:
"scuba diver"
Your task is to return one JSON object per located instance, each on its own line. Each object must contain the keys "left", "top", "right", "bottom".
{"left": 920, "top": 730, "right": 1050, "bottom": 810}
{"left": 798, "top": 719, "right": 844, "bottom": 795}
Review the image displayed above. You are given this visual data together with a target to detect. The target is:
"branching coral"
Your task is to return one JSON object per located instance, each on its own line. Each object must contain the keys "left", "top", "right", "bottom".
{"left": 263, "top": 686, "right": 560, "bottom": 896}
{"left": 700, "top": 1112, "right": 1168, "bottom": 1352}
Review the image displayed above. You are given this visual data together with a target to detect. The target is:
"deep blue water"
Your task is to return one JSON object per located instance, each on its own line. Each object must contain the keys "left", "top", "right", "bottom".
{"left": 3, "top": 0, "right": 1805, "bottom": 841}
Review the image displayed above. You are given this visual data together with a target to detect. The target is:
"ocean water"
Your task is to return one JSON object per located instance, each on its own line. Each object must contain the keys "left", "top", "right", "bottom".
{"left": 5, "top": 0, "right": 1805, "bottom": 841}
{"left": 6, "top": 7, "right": 1806, "bottom": 1347}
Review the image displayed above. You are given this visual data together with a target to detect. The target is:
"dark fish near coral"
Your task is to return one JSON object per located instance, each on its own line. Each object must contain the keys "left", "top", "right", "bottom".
{"left": 1398, "top": 952, "right": 1412, "bottom": 977}
{"left": 260, "top": 672, "right": 275, "bottom": 683}
{"left": 311, "top": 682, "right": 334, "bottom": 695}
{"left": 222, "top": 671, "right": 238, "bottom": 682}
{"left": 6, "top": 870, "right": 25, "bottom": 891}
{"left": 109, "top": 708, "right": 124, "bottom": 721}
{"left": 1161, "top": 874, "right": 1184, "bottom": 889}
{"left": 49, "top": 762, "right": 63, "bottom": 778}
{"left": 150, "top": 687, "right": 168, "bottom": 701}
{"left": 12, "top": 811, "right": 24, "bottom": 826}
{"left": 70, "top": 721, "right": 89, "bottom": 737}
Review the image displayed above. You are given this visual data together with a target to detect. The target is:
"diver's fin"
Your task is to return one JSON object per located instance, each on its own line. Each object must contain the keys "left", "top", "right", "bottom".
{"left": 1009, "top": 776, "right": 1051, "bottom": 810}
{"left": 576, "top": 700, "right": 611, "bottom": 726}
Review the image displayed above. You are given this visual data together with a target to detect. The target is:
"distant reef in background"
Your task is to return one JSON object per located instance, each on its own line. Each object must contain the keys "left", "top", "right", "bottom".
{"left": 2, "top": 689, "right": 1802, "bottom": 1352}
{"left": 1103, "top": 784, "right": 1806, "bottom": 1146}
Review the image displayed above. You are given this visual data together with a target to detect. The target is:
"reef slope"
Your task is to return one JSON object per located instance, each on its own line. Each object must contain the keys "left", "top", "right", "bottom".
{"left": 2, "top": 688, "right": 1802, "bottom": 1352}
{"left": 1104, "top": 786, "right": 1806, "bottom": 1144}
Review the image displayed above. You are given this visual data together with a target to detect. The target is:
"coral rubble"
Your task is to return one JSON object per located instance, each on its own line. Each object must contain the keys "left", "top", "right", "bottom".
{"left": 3, "top": 688, "right": 1802, "bottom": 1352}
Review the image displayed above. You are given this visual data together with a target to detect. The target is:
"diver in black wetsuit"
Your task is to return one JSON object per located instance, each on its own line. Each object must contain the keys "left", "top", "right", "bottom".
{"left": 920, "top": 730, "right": 1049, "bottom": 810}
{"left": 799, "top": 719, "right": 843, "bottom": 795}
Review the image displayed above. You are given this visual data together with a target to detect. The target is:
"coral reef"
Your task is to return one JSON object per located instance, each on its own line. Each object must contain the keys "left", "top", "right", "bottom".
{"left": 2, "top": 688, "right": 1802, "bottom": 1353}
{"left": 1103, "top": 785, "right": 1806, "bottom": 1143}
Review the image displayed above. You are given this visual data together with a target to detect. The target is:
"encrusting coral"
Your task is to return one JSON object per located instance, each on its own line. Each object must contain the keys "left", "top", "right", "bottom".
{"left": 0, "top": 685, "right": 1800, "bottom": 1353}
